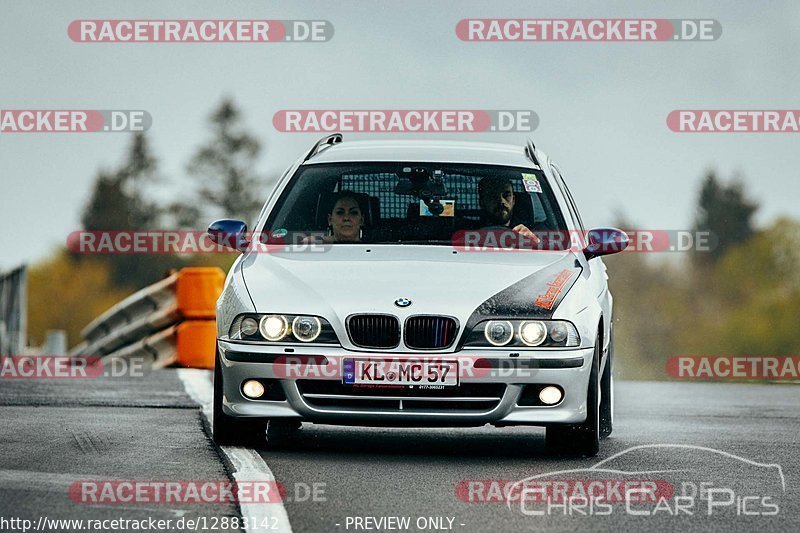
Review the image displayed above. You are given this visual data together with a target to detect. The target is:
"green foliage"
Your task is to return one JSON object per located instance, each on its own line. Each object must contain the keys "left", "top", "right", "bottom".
{"left": 608, "top": 217, "right": 800, "bottom": 380}
{"left": 183, "top": 98, "right": 266, "bottom": 225}
{"left": 681, "top": 218, "right": 800, "bottom": 357}
{"left": 693, "top": 171, "right": 758, "bottom": 263}
{"left": 27, "top": 250, "right": 131, "bottom": 348}
{"left": 605, "top": 254, "right": 690, "bottom": 380}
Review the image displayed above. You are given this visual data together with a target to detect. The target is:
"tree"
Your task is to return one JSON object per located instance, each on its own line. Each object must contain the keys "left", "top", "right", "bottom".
{"left": 82, "top": 133, "right": 160, "bottom": 232}
{"left": 184, "top": 98, "right": 265, "bottom": 225}
{"left": 692, "top": 171, "right": 758, "bottom": 263}
{"left": 80, "top": 133, "right": 173, "bottom": 288}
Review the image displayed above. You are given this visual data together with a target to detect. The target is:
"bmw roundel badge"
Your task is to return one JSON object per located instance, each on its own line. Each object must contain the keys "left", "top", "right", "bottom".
{"left": 394, "top": 297, "right": 412, "bottom": 307}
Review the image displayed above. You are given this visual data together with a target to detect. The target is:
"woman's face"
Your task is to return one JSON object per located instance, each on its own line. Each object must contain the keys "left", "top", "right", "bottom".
{"left": 328, "top": 197, "right": 363, "bottom": 241}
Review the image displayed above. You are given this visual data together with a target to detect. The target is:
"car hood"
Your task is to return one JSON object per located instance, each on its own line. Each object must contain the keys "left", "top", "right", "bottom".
{"left": 239, "top": 245, "right": 579, "bottom": 332}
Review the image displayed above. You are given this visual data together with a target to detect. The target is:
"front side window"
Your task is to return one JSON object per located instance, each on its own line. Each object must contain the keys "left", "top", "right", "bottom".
{"left": 264, "top": 162, "right": 568, "bottom": 246}
{"left": 549, "top": 164, "right": 584, "bottom": 231}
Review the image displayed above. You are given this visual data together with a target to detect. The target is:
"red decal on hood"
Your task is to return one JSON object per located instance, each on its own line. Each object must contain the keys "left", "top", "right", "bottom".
{"left": 534, "top": 269, "right": 574, "bottom": 310}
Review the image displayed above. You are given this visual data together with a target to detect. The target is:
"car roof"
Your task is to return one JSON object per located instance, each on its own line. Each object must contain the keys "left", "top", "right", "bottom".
{"left": 304, "top": 139, "right": 540, "bottom": 168}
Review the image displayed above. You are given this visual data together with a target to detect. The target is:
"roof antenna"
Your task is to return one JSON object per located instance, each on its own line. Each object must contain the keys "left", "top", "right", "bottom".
{"left": 525, "top": 138, "right": 541, "bottom": 168}
{"left": 304, "top": 133, "right": 343, "bottom": 162}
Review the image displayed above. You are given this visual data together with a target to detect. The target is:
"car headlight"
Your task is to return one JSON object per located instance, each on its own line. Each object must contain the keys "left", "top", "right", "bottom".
{"left": 229, "top": 314, "right": 338, "bottom": 344}
{"left": 519, "top": 321, "right": 548, "bottom": 346}
{"left": 466, "top": 319, "right": 580, "bottom": 347}
{"left": 260, "top": 315, "right": 289, "bottom": 341}
{"left": 484, "top": 320, "right": 514, "bottom": 346}
{"left": 549, "top": 322, "right": 569, "bottom": 343}
{"left": 239, "top": 317, "right": 259, "bottom": 337}
{"left": 292, "top": 316, "right": 322, "bottom": 342}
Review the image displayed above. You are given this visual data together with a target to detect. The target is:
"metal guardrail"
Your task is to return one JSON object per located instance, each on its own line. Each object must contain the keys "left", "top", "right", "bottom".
{"left": 70, "top": 267, "right": 224, "bottom": 369}
{"left": 0, "top": 265, "right": 27, "bottom": 357}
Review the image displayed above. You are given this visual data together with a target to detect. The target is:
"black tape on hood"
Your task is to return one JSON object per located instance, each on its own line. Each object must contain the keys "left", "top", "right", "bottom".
{"left": 462, "top": 254, "right": 582, "bottom": 333}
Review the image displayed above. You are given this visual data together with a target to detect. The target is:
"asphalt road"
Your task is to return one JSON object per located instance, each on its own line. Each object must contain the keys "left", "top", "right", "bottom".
{"left": 1, "top": 370, "right": 798, "bottom": 533}
{"left": 0, "top": 371, "right": 242, "bottom": 533}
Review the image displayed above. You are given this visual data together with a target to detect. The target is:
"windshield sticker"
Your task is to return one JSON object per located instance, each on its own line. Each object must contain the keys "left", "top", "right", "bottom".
{"left": 419, "top": 199, "right": 455, "bottom": 217}
{"left": 521, "top": 173, "right": 542, "bottom": 193}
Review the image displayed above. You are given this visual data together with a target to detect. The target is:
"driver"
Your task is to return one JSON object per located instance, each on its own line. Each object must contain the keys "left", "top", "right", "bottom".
{"left": 478, "top": 177, "right": 539, "bottom": 243}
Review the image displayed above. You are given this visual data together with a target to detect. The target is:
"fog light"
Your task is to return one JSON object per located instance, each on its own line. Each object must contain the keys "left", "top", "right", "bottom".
{"left": 242, "top": 379, "right": 265, "bottom": 399}
{"left": 539, "top": 386, "right": 563, "bottom": 405}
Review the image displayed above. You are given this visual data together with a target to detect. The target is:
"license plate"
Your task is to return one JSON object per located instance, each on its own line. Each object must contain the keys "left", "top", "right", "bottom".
{"left": 343, "top": 359, "right": 459, "bottom": 386}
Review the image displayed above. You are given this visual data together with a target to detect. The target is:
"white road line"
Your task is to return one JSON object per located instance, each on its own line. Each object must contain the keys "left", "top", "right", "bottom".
{"left": 177, "top": 368, "right": 293, "bottom": 533}
{"left": 0, "top": 468, "right": 87, "bottom": 490}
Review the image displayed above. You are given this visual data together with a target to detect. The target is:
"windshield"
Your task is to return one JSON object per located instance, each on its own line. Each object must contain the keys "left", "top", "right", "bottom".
{"left": 263, "top": 162, "right": 568, "bottom": 246}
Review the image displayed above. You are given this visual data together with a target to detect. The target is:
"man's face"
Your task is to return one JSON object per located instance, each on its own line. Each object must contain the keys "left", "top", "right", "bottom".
{"left": 480, "top": 182, "right": 515, "bottom": 225}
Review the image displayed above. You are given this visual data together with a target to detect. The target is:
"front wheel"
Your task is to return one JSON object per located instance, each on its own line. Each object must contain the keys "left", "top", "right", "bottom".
{"left": 599, "top": 332, "right": 614, "bottom": 438}
{"left": 212, "top": 350, "right": 268, "bottom": 446}
{"left": 546, "top": 333, "right": 601, "bottom": 457}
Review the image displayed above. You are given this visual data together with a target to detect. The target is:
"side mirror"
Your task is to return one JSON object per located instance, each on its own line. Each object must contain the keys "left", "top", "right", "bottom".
{"left": 583, "top": 227, "right": 629, "bottom": 260}
{"left": 207, "top": 219, "right": 249, "bottom": 252}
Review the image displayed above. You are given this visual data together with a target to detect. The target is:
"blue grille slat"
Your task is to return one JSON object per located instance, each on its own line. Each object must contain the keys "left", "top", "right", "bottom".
{"left": 405, "top": 316, "right": 457, "bottom": 349}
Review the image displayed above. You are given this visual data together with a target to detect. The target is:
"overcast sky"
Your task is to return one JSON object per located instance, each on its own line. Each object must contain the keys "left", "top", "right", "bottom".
{"left": 2, "top": 1, "right": 799, "bottom": 270}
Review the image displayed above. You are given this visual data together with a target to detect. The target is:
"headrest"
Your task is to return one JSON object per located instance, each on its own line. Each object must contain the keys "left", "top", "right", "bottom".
{"left": 511, "top": 191, "right": 535, "bottom": 227}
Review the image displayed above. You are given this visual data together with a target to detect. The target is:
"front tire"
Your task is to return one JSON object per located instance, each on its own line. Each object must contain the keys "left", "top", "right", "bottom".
{"left": 599, "top": 332, "right": 614, "bottom": 438}
{"left": 212, "top": 350, "right": 268, "bottom": 446}
{"left": 546, "top": 333, "right": 601, "bottom": 457}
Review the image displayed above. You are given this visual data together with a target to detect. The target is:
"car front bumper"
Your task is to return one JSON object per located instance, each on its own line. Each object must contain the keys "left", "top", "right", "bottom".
{"left": 217, "top": 340, "right": 594, "bottom": 426}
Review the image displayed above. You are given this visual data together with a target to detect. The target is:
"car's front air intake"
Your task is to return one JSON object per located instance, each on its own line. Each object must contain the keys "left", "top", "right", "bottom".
{"left": 347, "top": 314, "right": 400, "bottom": 348}
{"left": 297, "top": 381, "right": 506, "bottom": 413}
{"left": 404, "top": 316, "right": 458, "bottom": 349}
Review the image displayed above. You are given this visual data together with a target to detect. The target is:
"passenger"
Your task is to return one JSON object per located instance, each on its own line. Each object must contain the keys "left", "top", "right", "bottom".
{"left": 326, "top": 191, "right": 364, "bottom": 242}
{"left": 304, "top": 191, "right": 364, "bottom": 244}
